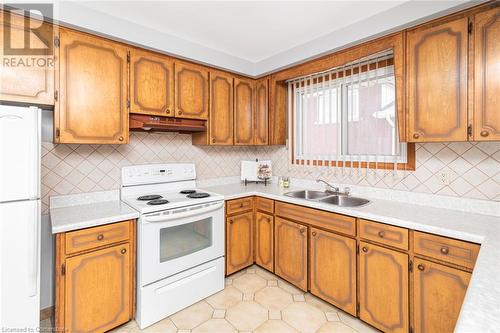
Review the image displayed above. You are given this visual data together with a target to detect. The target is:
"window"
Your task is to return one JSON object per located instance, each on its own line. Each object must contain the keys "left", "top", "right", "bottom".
{"left": 290, "top": 53, "right": 408, "bottom": 168}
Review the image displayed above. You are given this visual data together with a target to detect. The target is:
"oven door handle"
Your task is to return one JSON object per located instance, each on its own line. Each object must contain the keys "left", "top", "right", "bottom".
{"left": 144, "top": 202, "right": 224, "bottom": 223}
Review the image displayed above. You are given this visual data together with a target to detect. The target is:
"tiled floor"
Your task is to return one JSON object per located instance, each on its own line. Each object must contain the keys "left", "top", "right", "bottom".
{"left": 42, "top": 265, "right": 379, "bottom": 333}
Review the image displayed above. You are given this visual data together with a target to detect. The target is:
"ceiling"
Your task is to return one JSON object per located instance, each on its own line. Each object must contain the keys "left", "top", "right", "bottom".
{"left": 53, "top": 0, "right": 477, "bottom": 76}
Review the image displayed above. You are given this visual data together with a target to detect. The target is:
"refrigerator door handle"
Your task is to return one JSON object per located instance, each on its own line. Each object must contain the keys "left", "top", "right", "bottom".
{"left": 27, "top": 203, "right": 39, "bottom": 297}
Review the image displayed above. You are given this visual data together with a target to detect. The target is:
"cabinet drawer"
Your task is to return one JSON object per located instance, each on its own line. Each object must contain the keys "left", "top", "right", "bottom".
{"left": 255, "top": 197, "right": 274, "bottom": 214}
{"left": 359, "top": 219, "right": 409, "bottom": 250}
{"left": 413, "top": 231, "right": 480, "bottom": 269}
{"left": 65, "top": 221, "right": 131, "bottom": 255}
{"left": 275, "top": 201, "right": 355, "bottom": 236}
{"left": 226, "top": 197, "right": 253, "bottom": 215}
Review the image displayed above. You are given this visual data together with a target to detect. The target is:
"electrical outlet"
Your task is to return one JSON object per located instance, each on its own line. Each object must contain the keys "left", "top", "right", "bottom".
{"left": 436, "top": 171, "right": 450, "bottom": 185}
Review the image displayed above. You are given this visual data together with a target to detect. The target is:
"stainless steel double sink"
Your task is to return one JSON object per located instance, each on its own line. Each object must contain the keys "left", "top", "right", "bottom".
{"left": 284, "top": 190, "right": 370, "bottom": 207}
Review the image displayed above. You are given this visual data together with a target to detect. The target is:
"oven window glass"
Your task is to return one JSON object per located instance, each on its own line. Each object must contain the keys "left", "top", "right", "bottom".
{"left": 159, "top": 217, "right": 213, "bottom": 262}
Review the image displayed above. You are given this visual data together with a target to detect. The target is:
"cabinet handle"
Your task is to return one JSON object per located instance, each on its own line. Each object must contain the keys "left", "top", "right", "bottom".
{"left": 97, "top": 234, "right": 104, "bottom": 241}
{"left": 212, "top": 138, "right": 216, "bottom": 143}
{"left": 178, "top": 110, "right": 183, "bottom": 115}
{"left": 266, "top": 217, "right": 271, "bottom": 222}
{"left": 229, "top": 219, "right": 234, "bottom": 224}
{"left": 480, "top": 130, "right": 489, "bottom": 137}
{"left": 312, "top": 231, "right": 317, "bottom": 237}
{"left": 166, "top": 109, "right": 171, "bottom": 114}
{"left": 300, "top": 228, "right": 306, "bottom": 234}
{"left": 417, "top": 264, "right": 425, "bottom": 271}
{"left": 377, "top": 231, "right": 385, "bottom": 238}
{"left": 240, "top": 203, "right": 244, "bottom": 208}
{"left": 121, "top": 248, "right": 127, "bottom": 254}
{"left": 362, "top": 246, "right": 368, "bottom": 253}
{"left": 440, "top": 246, "right": 449, "bottom": 255}
{"left": 118, "top": 136, "right": 124, "bottom": 142}
{"left": 413, "top": 133, "right": 420, "bottom": 139}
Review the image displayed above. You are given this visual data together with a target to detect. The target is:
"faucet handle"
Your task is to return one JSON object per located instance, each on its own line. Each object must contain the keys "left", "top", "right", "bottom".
{"left": 344, "top": 187, "right": 351, "bottom": 195}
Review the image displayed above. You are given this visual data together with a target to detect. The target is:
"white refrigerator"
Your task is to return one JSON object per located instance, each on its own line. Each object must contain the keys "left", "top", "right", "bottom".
{"left": 0, "top": 105, "right": 41, "bottom": 329}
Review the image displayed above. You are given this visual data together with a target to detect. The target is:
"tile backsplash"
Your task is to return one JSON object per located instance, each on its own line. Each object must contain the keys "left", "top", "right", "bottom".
{"left": 42, "top": 132, "right": 500, "bottom": 214}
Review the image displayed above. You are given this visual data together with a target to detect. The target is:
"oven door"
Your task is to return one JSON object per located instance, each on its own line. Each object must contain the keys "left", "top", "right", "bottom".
{"left": 139, "top": 201, "right": 224, "bottom": 286}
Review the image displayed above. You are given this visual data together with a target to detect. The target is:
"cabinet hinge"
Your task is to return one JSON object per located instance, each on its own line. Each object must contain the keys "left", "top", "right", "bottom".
{"left": 127, "top": 100, "right": 131, "bottom": 109}
{"left": 54, "top": 90, "right": 58, "bottom": 102}
{"left": 61, "top": 263, "right": 65, "bottom": 276}
{"left": 54, "top": 36, "right": 60, "bottom": 47}
{"left": 468, "top": 21, "right": 473, "bottom": 34}
{"left": 409, "top": 260, "right": 413, "bottom": 272}
{"left": 127, "top": 51, "right": 130, "bottom": 63}
{"left": 467, "top": 124, "right": 472, "bottom": 137}
{"left": 356, "top": 244, "right": 360, "bottom": 254}
{"left": 55, "top": 128, "right": 60, "bottom": 138}
{"left": 410, "top": 326, "right": 414, "bottom": 333}
{"left": 356, "top": 302, "right": 360, "bottom": 315}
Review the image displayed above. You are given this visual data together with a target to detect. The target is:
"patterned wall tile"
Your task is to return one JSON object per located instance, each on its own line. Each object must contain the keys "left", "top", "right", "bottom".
{"left": 41, "top": 132, "right": 500, "bottom": 214}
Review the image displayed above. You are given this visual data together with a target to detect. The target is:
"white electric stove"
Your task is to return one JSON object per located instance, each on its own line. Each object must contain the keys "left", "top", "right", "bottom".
{"left": 121, "top": 164, "right": 225, "bottom": 329}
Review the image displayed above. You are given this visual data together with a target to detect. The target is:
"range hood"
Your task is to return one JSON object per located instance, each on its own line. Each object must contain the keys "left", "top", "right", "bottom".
{"left": 129, "top": 114, "right": 206, "bottom": 133}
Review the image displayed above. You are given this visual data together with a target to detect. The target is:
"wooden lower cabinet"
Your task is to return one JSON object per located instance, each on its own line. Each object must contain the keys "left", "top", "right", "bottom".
{"left": 310, "top": 228, "right": 356, "bottom": 315}
{"left": 226, "top": 211, "right": 254, "bottom": 275}
{"left": 274, "top": 217, "right": 308, "bottom": 291}
{"left": 359, "top": 241, "right": 409, "bottom": 333}
{"left": 55, "top": 220, "right": 135, "bottom": 333}
{"left": 254, "top": 211, "right": 274, "bottom": 271}
{"left": 413, "top": 258, "right": 471, "bottom": 333}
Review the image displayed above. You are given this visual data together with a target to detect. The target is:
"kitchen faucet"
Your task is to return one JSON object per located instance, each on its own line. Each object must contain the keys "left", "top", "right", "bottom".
{"left": 316, "top": 179, "right": 351, "bottom": 195}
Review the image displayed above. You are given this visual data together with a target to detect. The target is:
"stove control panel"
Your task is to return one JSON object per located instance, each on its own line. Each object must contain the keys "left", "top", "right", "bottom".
{"left": 121, "top": 163, "right": 196, "bottom": 186}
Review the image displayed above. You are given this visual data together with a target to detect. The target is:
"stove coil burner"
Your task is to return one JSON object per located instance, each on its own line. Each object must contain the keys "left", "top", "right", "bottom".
{"left": 187, "top": 192, "right": 210, "bottom": 199}
{"left": 180, "top": 190, "right": 196, "bottom": 194}
{"left": 147, "top": 199, "right": 169, "bottom": 205}
{"left": 137, "top": 194, "right": 162, "bottom": 201}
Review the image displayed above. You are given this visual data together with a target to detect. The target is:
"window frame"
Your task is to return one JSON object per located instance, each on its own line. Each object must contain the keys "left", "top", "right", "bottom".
{"left": 289, "top": 60, "right": 415, "bottom": 171}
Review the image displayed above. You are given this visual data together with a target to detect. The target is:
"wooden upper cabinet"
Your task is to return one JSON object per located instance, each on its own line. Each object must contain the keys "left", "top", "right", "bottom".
{"left": 0, "top": 12, "right": 54, "bottom": 105}
{"left": 234, "top": 77, "right": 255, "bottom": 145}
{"left": 56, "top": 29, "right": 128, "bottom": 144}
{"left": 226, "top": 212, "right": 253, "bottom": 275}
{"left": 274, "top": 217, "right": 308, "bottom": 291}
{"left": 310, "top": 228, "right": 356, "bottom": 316}
{"left": 130, "top": 49, "right": 174, "bottom": 116}
{"left": 473, "top": 7, "right": 500, "bottom": 141}
{"left": 64, "top": 243, "right": 131, "bottom": 333}
{"left": 254, "top": 78, "right": 269, "bottom": 145}
{"left": 210, "top": 71, "right": 234, "bottom": 145}
{"left": 268, "top": 77, "right": 287, "bottom": 145}
{"left": 407, "top": 17, "right": 469, "bottom": 142}
{"left": 359, "top": 241, "right": 409, "bottom": 333}
{"left": 413, "top": 258, "right": 471, "bottom": 333}
{"left": 174, "top": 61, "right": 208, "bottom": 120}
{"left": 255, "top": 211, "right": 274, "bottom": 272}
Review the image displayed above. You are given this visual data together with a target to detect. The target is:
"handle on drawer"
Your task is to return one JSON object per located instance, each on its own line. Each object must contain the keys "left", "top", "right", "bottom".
{"left": 312, "top": 231, "right": 317, "bottom": 237}
{"left": 229, "top": 219, "right": 234, "bottom": 224}
{"left": 417, "top": 264, "right": 425, "bottom": 271}
{"left": 362, "top": 246, "right": 368, "bottom": 253}
{"left": 440, "top": 246, "right": 449, "bottom": 255}
{"left": 121, "top": 248, "right": 127, "bottom": 254}
{"left": 97, "top": 234, "right": 104, "bottom": 241}
{"left": 239, "top": 202, "right": 244, "bottom": 208}
{"left": 300, "top": 227, "right": 306, "bottom": 234}
{"left": 378, "top": 231, "right": 385, "bottom": 238}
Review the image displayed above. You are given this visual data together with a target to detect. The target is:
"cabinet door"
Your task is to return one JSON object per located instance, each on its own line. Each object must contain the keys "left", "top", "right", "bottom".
{"left": 310, "top": 228, "right": 356, "bottom": 315}
{"left": 474, "top": 7, "right": 500, "bottom": 141}
{"left": 359, "top": 241, "right": 409, "bottom": 333}
{"left": 413, "top": 258, "right": 471, "bottom": 333}
{"left": 274, "top": 217, "right": 308, "bottom": 291}
{"left": 130, "top": 49, "right": 174, "bottom": 116}
{"left": 407, "top": 17, "right": 468, "bottom": 142}
{"left": 65, "top": 243, "right": 131, "bottom": 333}
{"left": 210, "top": 71, "right": 233, "bottom": 145}
{"left": 0, "top": 12, "right": 54, "bottom": 105}
{"left": 226, "top": 212, "right": 253, "bottom": 275}
{"left": 255, "top": 211, "right": 273, "bottom": 272}
{"left": 174, "top": 61, "right": 208, "bottom": 119}
{"left": 234, "top": 77, "right": 255, "bottom": 145}
{"left": 254, "top": 78, "right": 269, "bottom": 145}
{"left": 57, "top": 29, "right": 128, "bottom": 144}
